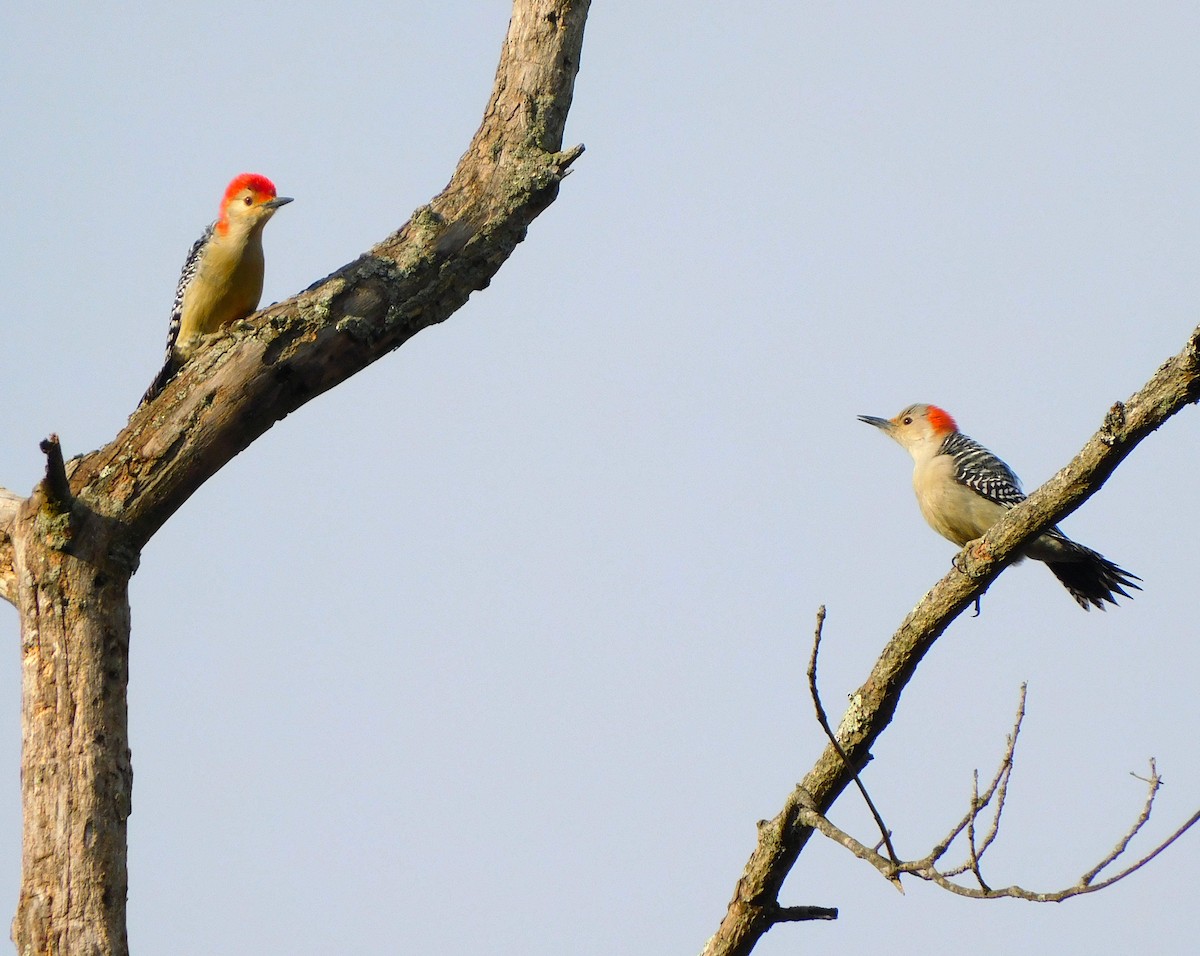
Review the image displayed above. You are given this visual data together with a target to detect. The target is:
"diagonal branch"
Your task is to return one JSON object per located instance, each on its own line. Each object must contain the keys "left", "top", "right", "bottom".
{"left": 800, "top": 724, "right": 1199, "bottom": 904}
{"left": 66, "top": 0, "right": 592, "bottom": 552}
{"left": 806, "top": 606, "right": 902, "bottom": 888}
{"left": 905, "top": 759, "right": 1198, "bottom": 901}
{"left": 936, "top": 684, "right": 1024, "bottom": 878}
{"left": 702, "top": 322, "right": 1200, "bottom": 956}
{"left": 1079, "top": 761, "right": 1164, "bottom": 886}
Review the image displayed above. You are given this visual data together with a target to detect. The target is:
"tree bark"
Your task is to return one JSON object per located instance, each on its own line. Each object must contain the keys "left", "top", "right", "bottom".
{"left": 10, "top": 481, "right": 133, "bottom": 955}
{"left": 0, "top": 2, "right": 590, "bottom": 952}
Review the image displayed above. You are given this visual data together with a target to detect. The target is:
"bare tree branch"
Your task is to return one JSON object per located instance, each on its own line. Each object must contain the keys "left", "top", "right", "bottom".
{"left": 935, "top": 685, "right": 1023, "bottom": 879}
{"left": 1081, "top": 807, "right": 1200, "bottom": 894}
{"left": 793, "top": 800, "right": 897, "bottom": 877}
{"left": 963, "top": 772, "right": 991, "bottom": 892}
{"left": 1079, "top": 760, "right": 1163, "bottom": 886}
{"left": 914, "top": 758, "right": 1200, "bottom": 901}
{"left": 807, "top": 606, "right": 901, "bottom": 888}
{"left": 803, "top": 746, "right": 1199, "bottom": 904}
{"left": 702, "top": 322, "right": 1200, "bottom": 956}
{"left": 802, "top": 672, "right": 1199, "bottom": 906}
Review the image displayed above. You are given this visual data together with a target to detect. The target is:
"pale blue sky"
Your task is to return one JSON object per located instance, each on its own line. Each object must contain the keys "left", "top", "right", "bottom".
{"left": 2, "top": 3, "right": 1198, "bottom": 954}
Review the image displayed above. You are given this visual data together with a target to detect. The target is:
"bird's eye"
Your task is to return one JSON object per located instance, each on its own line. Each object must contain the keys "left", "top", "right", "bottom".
{"left": 243, "top": 196, "right": 253, "bottom": 206}
{"left": 903, "top": 417, "right": 912, "bottom": 425}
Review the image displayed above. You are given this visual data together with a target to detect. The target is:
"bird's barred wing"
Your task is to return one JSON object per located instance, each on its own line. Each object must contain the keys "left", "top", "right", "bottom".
{"left": 140, "top": 222, "right": 214, "bottom": 405}
{"left": 941, "top": 432, "right": 1027, "bottom": 508}
{"left": 161, "top": 222, "right": 214, "bottom": 359}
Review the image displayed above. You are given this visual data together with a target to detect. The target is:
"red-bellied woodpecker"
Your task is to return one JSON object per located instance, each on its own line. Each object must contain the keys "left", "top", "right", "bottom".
{"left": 141, "top": 173, "right": 292, "bottom": 403}
{"left": 859, "top": 403, "right": 1140, "bottom": 610}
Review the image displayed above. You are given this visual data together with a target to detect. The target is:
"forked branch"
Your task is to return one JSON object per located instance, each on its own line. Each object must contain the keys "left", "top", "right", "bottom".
{"left": 801, "top": 749, "right": 1198, "bottom": 902}
{"left": 807, "top": 606, "right": 901, "bottom": 887}
{"left": 802, "top": 622, "right": 1199, "bottom": 905}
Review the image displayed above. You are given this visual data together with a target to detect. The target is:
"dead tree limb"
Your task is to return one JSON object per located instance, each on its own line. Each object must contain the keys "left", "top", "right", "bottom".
{"left": 807, "top": 606, "right": 901, "bottom": 887}
{"left": 1, "top": 3, "right": 590, "bottom": 953}
{"left": 799, "top": 755, "right": 1199, "bottom": 902}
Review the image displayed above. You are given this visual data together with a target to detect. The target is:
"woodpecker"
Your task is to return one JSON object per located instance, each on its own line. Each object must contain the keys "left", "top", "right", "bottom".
{"left": 141, "top": 173, "right": 292, "bottom": 403}
{"left": 859, "top": 403, "right": 1140, "bottom": 610}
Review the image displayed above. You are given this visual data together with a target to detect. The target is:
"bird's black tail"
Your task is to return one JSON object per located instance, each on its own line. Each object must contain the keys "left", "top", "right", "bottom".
{"left": 1045, "top": 543, "right": 1141, "bottom": 610}
{"left": 140, "top": 356, "right": 179, "bottom": 406}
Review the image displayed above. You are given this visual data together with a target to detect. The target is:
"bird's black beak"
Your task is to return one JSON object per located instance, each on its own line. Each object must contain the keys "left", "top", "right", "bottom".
{"left": 858, "top": 414, "right": 893, "bottom": 432}
{"left": 263, "top": 196, "right": 293, "bottom": 210}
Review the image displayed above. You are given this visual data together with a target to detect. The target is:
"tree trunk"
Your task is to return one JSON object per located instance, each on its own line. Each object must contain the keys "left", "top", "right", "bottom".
{"left": 10, "top": 483, "right": 134, "bottom": 955}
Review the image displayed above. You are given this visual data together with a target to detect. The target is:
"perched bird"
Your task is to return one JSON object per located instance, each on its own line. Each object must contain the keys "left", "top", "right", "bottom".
{"left": 141, "top": 173, "right": 292, "bottom": 403}
{"left": 859, "top": 403, "right": 1140, "bottom": 609}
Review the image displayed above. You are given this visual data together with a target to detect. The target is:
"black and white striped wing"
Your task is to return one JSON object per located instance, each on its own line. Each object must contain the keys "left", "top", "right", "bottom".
{"left": 140, "top": 222, "right": 213, "bottom": 405}
{"left": 163, "top": 223, "right": 213, "bottom": 359}
{"left": 941, "top": 432, "right": 1027, "bottom": 509}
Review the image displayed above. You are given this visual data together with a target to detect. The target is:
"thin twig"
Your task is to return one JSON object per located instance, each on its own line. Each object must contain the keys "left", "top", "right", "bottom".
{"left": 802, "top": 754, "right": 1199, "bottom": 903}
{"left": 1080, "top": 759, "right": 1161, "bottom": 886}
{"left": 1080, "top": 806, "right": 1200, "bottom": 893}
{"left": 807, "top": 606, "right": 902, "bottom": 884}
{"left": 965, "top": 771, "right": 989, "bottom": 891}
{"left": 933, "top": 685, "right": 1025, "bottom": 877}
{"left": 796, "top": 807, "right": 897, "bottom": 877}
{"left": 976, "top": 684, "right": 1025, "bottom": 859}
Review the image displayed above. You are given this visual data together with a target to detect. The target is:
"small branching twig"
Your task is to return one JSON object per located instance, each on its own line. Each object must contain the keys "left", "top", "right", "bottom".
{"left": 808, "top": 607, "right": 903, "bottom": 889}
{"left": 800, "top": 687, "right": 1199, "bottom": 902}
{"left": 939, "top": 685, "right": 1023, "bottom": 880}
{"left": 1079, "top": 759, "right": 1162, "bottom": 886}
{"left": 964, "top": 771, "right": 989, "bottom": 891}
{"left": 795, "top": 801, "right": 896, "bottom": 874}
{"left": 977, "top": 688, "right": 1021, "bottom": 858}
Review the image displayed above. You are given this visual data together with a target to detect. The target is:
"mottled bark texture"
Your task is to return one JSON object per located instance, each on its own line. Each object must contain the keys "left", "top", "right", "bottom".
{"left": 701, "top": 323, "right": 1200, "bottom": 956}
{"left": 0, "top": 2, "right": 590, "bottom": 953}
{"left": 9, "top": 483, "right": 133, "bottom": 956}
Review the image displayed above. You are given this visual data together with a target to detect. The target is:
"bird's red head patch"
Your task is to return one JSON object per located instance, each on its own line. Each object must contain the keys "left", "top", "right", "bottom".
{"left": 222, "top": 173, "right": 278, "bottom": 204}
{"left": 925, "top": 405, "right": 957, "bottom": 434}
